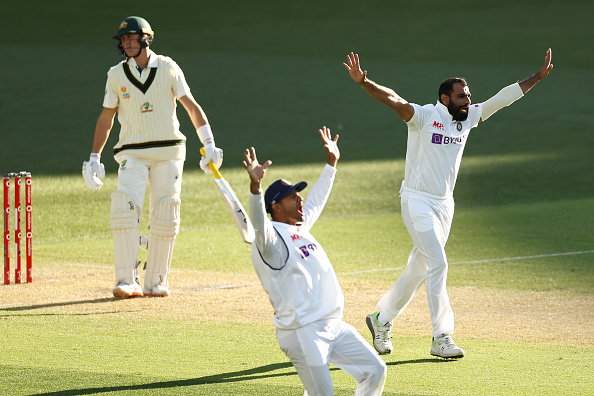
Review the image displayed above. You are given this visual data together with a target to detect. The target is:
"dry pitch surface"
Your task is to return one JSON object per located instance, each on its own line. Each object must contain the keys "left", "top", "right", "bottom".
{"left": 2, "top": 262, "right": 592, "bottom": 348}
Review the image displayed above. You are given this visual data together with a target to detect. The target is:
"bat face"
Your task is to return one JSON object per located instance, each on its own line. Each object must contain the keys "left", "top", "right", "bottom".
{"left": 199, "top": 146, "right": 254, "bottom": 243}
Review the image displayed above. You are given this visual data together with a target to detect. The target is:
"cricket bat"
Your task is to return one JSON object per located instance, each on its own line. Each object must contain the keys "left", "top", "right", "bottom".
{"left": 200, "top": 148, "right": 255, "bottom": 244}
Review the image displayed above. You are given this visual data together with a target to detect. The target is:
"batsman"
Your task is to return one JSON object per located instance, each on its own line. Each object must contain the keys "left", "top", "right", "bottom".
{"left": 344, "top": 49, "right": 553, "bottom": 358}
{"left": 82, "top": 16, "right": 223, "bottom": 298}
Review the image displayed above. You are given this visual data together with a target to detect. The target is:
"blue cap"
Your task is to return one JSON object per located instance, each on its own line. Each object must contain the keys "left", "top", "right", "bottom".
{"left": 264, "top": 179, "right": 307, "bottom": 213}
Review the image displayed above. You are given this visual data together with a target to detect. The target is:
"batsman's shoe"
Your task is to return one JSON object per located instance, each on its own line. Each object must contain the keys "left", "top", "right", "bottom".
{"left": 144, "top": 284, "right": 170, "bottom": 297}
{"left": 113, "top": 282, "right": 143, "bottom": 298}
{"left": 430, "top": 334, "right": 465, "bottom": 359}
{"left": 366, "top": 311, "right": 393, "bottom": 355}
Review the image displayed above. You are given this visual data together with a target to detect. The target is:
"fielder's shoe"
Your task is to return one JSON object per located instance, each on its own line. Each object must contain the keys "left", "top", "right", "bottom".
{"left": 144, "top": 284, "right": 170, "bottom": 297}
{"left": 113, "top": 282, "right": 143, "bottom": 298}
{"left": 366, "top": 311, "right": 393, "bottom": 355}
{"left": 430, "top": 334, "right": 465, "bottom": 359}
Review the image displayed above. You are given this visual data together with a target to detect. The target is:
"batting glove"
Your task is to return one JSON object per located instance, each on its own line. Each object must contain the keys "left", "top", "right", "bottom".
{"left": 200, "top": 140, "right": 223, "bottom": 174}
{"left": 82, "top": 153, "right": 105, "bottom": 190}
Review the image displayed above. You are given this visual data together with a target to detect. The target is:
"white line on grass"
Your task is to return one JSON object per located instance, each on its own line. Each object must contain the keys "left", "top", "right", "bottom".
{"left": 338, "top": 249, "right": 594, "bottom": 275}
{"left": 190, "top": 283, "right": 260, "bottom": 291}
{"left": 11, "top": 250, "right": 592, "bottom": 298}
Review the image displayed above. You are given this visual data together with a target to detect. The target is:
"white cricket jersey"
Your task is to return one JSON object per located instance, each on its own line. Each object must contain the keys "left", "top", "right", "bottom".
{"left": 402, "top": 101, "right": 483, "bottom": 198}
{"left": 249, "top": 165, "right": 344, "bottom": 330}
{"left": 102, "top": 50, "right": 191, "bottom": 161}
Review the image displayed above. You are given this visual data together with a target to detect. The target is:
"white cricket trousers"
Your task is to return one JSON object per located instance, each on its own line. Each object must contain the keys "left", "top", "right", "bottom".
{"left": 276, "top": 319, "right": 387, "bottom": 396}
{"left": 377, "top": 190, "right": 455, "bottom": 337}
{"left": 116, "top": 156, "right": 184, "bottom": 214}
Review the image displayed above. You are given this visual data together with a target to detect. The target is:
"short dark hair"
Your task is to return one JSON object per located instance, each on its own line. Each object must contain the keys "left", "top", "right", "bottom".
{"left": 438, "top": 77, "right": 468, "bottom": 103}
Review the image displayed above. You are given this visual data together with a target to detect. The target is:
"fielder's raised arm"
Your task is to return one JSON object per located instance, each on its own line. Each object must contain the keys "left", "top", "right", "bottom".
{"left": 479, "top": 48, "right": 553, "bottom": 122}
{"left": 519, "top": 48, "right": 553, "bottom": 94}
{"left": 243, "top": 126, "right": 339, "bottom": 194}
{"left": 320, "top": 126, "right": 340, "bottom": 167}
{"left": 343, "top": 52, "right": 414, "bottom": 122}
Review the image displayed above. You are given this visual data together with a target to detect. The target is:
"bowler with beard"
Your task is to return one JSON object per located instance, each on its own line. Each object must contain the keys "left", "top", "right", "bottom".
{"left": 344, "top": 50, "right": 553, "bottom": 358}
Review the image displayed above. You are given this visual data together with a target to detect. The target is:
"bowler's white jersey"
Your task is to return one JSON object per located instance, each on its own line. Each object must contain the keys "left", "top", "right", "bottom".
{"left": 249, "top": 165, "right": 343, "bottom": 330}
{"left": 403, "top": 102, "right": 483, "bottom": 197}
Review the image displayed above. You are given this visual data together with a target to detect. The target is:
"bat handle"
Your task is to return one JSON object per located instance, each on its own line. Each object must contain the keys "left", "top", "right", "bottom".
{"left": 200, "top": 147, "right": 223, "bottom": 179}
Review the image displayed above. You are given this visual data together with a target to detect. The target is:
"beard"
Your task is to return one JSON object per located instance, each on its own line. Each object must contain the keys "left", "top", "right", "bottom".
{"left": 448, "top": 102, "right": 469, "bottom": 121}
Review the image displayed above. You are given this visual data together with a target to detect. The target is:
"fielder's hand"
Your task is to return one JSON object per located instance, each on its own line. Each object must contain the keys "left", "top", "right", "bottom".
{"left": 82, "top": 153, "right": 105, "bottom": 190}
{"left": 200, "top": 141, "right": 223, "bottom": 174}
{"left": 243, "top": 147, "right": 272, "bottom": 195}
{"left": 319, "top": 126, "right": 339, "bottom": 167}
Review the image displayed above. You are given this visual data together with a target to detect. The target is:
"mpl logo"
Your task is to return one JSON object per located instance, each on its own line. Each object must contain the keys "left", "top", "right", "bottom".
{"left": 432, "top": 121, "right": 445, "bottom": 131}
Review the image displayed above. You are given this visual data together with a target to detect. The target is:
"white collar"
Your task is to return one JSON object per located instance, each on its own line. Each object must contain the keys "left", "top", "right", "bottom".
{"left": 126, "top": 49, "right": 158, "bottom": 68}
{"left": 272, "top": 221, "right": 302, "bottom": 230}
{"left": 435, "top": 101, "right": 456, "bottom": 122}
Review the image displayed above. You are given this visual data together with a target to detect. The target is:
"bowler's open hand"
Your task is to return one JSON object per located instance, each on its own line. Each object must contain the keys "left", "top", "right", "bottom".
{"left": 343, "top": 52, "right": 367, "bottom": 84}
{"left": 536, "top": 48, "right": 554, "bottom": 81}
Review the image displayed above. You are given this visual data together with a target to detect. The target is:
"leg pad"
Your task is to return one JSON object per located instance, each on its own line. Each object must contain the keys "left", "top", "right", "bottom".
{"left": 110, "top": 190, "right": 141, "bottom": 285}
{"left": 144, "top": 198, "right": 181, "bottom": 292}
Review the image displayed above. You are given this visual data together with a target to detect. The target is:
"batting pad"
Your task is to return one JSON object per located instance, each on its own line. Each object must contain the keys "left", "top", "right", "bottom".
{"left": 144, "top": 197, "right": 181, "bottom": 292}
{"left": 110, "top": 190, "right": 141, "bottom": 285}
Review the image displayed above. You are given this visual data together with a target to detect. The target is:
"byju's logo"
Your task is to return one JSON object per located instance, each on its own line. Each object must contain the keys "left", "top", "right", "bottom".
{"left": 431, "top": 133, "right": 466, "bottom": 145}
{"left": 432, "top": 133, "right": 443, "bottom": 144}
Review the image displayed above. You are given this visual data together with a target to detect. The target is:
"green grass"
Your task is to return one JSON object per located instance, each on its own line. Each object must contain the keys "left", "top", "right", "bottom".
{"left": 29, "top": 162, "right": 594, "bottom": 294}
{"left": 1, "top": 317, "right": 592, "bottom": 396}
{"left": 1, "top": 0, "right": 593, "bottom": 394}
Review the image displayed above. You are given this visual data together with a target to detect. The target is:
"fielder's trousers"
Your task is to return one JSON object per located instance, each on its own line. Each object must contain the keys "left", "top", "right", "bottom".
{"left": 276, "top": 319, "right": 387, "bottom": 396}
{"left": 377, "top": 188, "right": 455, "bottom": 337}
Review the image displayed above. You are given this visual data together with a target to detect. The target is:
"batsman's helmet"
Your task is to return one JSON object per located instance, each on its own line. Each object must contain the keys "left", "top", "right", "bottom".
{"left": 113, "top": 16, "right": 154, "bottom": 57}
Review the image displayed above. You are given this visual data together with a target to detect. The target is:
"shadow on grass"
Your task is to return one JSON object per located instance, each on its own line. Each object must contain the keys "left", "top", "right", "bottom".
{"left": 0, "top": 297, "right": 135, "bottom": 314}
{"left": 35, "top": 362, "right": 297, "bottom": 395}
{"left": 388, "top": 358, "right": 457, "bottom": 365}
{"left": 29, "top": 358, "right": 449, "bottom": 395}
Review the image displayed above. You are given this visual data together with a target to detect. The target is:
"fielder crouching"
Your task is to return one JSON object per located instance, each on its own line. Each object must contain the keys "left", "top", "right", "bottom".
{"left": 243, "top": 127, "right": 387, "bottom": 396}
{"left": 82, "top": 16, "right": 222, "bottom": 298}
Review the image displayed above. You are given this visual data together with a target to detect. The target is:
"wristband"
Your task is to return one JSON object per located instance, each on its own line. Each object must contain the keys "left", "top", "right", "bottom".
{"left": 90, "top": 153, "right": 101, "bottom": 161}
{"left": 197, "top": 125, "right": 214, "bottom": 144}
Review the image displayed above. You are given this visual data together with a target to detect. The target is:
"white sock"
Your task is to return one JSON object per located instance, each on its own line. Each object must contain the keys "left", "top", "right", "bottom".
{"left": 378, "top": 312, "right": 391, "bottom": 325}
